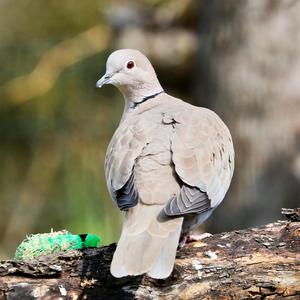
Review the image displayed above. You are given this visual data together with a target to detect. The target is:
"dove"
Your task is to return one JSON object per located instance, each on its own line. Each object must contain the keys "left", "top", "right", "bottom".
{"left": 96, "top": 49, "right": 234, "bottom": 279}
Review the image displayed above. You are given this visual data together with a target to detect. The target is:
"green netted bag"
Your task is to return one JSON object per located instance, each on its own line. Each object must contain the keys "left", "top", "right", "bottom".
{"left": 14, "top": 230, "right": 101, "bottom": 260}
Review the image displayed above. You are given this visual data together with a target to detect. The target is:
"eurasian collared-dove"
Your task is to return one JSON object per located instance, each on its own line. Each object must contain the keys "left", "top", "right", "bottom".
{"left": 96, "top": 49, "right": 234, "bottom": 279}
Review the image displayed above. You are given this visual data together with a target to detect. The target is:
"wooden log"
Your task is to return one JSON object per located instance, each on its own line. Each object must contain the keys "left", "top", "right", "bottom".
{"left": 0, "top": 218, "right": 299, "bottom": 299}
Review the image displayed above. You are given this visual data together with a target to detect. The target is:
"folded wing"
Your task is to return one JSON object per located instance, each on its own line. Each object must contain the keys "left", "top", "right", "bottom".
{"left": 164, "top": 106, "right": 234, "bottom": 217}
{"left": 105, "top": 117, "right": 154, "bottom": 210}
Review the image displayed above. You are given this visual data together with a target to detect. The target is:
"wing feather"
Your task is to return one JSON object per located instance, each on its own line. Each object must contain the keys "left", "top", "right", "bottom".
{"left": 164, "top": 185, "right": 210, "bottom": 216}
{"left": 164, "top": 105, "right": 234, "bottom": 217}
{"left": 113, "top": 172, "right": 139, "bottom": 210}
{"left": 105, "top": 116, "right": 154, "bottom": 210}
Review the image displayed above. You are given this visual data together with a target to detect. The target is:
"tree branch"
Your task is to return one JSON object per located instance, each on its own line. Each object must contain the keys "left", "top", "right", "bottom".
{"left": 0, "top": 215, "right": 299, "bottom": 299}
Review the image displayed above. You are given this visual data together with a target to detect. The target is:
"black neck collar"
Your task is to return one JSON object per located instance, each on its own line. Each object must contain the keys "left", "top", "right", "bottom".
{"left": 132, "top": 90, "right": 165, "bottom": 109}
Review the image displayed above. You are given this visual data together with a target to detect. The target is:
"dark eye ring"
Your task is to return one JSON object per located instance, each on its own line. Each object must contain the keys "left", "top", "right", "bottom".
{"left": 126, "top": 61, "right": 135, "bottom": 69}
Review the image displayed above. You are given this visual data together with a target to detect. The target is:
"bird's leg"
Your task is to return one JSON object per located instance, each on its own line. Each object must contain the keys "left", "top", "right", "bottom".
{"left": 178, "top": 233, "right": 188, "bottom": 248}
{"left": 178, "top": 231, "right": 212, "bottom": 248}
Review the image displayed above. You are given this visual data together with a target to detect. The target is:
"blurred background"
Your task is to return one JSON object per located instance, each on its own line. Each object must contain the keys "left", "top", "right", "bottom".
{"left": 0, "top": 0, "right": 299, "bottom": 259}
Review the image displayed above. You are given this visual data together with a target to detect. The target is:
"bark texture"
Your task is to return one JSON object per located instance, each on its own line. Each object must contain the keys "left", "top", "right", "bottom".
{"left": 0, "top": 216, "right": 299, "bottom": 300}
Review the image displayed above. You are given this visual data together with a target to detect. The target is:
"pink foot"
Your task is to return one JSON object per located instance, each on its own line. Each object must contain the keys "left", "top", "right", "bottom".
{"left": 179, "top": 232, "right": 212, "bottom": 248}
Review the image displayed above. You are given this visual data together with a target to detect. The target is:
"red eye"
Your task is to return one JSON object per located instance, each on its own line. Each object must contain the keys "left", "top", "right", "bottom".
{"left": 127, "top": 61, "right": 135, "bottom": 69}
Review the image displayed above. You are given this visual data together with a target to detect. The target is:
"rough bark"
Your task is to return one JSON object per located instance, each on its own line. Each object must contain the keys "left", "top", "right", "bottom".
{"left": 0, "top": 216, "right": 299, "bottom": 300}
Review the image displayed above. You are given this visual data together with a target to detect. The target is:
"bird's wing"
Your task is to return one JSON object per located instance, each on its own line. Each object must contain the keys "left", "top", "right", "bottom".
{"left": 105, "top": 116, "right": 154, "bottom": 210}
{"left": 164, "top": 105, "right": 234, "bottom": 216}
{"left": 164, "top": 185, "right": 211, "bottom": 216}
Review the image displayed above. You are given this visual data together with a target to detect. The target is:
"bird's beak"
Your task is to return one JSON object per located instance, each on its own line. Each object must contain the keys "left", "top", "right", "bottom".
{"left": 96, "top": 73, "right": 112, "bottom": 88}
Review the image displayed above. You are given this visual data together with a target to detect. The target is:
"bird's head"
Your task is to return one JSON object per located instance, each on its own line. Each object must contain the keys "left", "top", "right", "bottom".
{"left": 96, "top": 49, "right": 163, "bottom": 103}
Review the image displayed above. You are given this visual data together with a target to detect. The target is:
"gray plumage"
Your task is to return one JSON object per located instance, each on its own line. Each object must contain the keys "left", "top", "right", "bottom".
{"left": 112, "top": 172, "right": 138, "bottom": 210}
{"left": 96, "top": 49, "right": 234, "bottom": 279}
{"left": 164, "top": 185, "right": 210, "bottom": 216}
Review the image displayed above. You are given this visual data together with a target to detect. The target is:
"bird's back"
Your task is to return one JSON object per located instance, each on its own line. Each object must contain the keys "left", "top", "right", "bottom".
{"left": 105, "top": 94, "right": 234, "bottom": 278}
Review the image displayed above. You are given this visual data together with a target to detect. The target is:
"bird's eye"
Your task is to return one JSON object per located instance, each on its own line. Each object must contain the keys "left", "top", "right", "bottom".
{"left": 126, "top": 61, "right": 135, "bottom": 69}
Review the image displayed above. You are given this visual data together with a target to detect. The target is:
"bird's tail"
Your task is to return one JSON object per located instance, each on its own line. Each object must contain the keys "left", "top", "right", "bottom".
{"left": 110, "top": 203, "right": 183, "bottom": 279}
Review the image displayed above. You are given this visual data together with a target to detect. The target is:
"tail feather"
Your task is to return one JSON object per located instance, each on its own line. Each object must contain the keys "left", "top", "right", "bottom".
{"left": 110, "top": 203, "right": 183, "bottom": 278}
{"left": 125, "top": 233, "right": 165, "bottom": 275}
{"left": 147, "top": 227, "right": 182, "bottom": 279}
{"left": 110, "top": 232, "right": 128, "bottom": 278}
